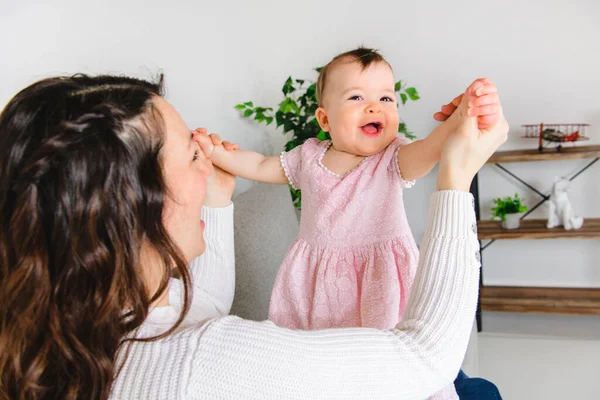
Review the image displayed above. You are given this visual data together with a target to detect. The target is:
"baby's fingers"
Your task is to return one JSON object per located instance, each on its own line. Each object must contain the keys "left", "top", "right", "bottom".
{"left": 222, "top": 141, "right": 239, "bottom": 151}
{"left": 468, "top": 78, "right": 491, "bottom": 95}
{"left": 208, "top": 133, "right": 223, "bottom": 146}
{"left": 474, "top": 83, "right": 497, "bottom": 97}
{"left": 194, "top": 134, "right": 215, "bottom": 158}
{"left": 192, "top": 127, "right": 208, "bottom": 135}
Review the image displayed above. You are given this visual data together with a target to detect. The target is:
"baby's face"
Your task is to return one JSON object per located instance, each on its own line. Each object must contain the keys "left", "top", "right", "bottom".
{"left": 317, "top": 60, "right": 399, "bottom": 156}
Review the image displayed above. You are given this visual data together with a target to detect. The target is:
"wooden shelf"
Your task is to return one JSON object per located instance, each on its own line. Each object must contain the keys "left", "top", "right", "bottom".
{"left": 481, "top": 286, "right": 600, "bottom": 315}
{"left": 486, "top": 144, "right": 600, "bottom": 164}
{"left": 478, "top": 218, "right": 600, "bottom": 240}
{"left": 475, "top": 144, "right": 600, "bottom": 328}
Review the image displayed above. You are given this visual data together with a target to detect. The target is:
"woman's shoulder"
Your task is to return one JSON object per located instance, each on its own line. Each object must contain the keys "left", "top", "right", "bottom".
{"left": 110, "top": 318, "right": 221, "bottom": 399}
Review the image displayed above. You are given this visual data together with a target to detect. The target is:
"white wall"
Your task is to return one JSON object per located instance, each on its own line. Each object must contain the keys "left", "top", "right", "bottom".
{"left": 2, "top": 0, "right": 599, "bottom": 288}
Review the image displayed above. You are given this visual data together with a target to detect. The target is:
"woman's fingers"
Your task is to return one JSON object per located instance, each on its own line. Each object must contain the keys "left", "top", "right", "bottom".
{"left": 441, "top": 103, "right": 458, "bottom": 116}
{"left": 468, "top": 103, "right": 500, "bottom": 117}
{"left": 450, "top": 93, "right": 463, "bottom": 107}
{"left": 477, "top": 114, "right": 500, "bottom": 128}
{"left": 474, "top": 84, "right": 497, "bottom": 97}
{"left": 433, "top": 111, "right": 450, "bottom": 121}
{"left": 468, "top": 93, "right": 499, "bottom": 109}
{"left": 435, "top": 93, "right": 463, "bottom": 120}
{"left": 436, "top": 79, "right": 503, "bottom": 132}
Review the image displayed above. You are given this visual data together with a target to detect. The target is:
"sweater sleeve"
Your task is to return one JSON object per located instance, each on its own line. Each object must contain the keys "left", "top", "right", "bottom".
{"left": 170, "top": 204, "right": 235, "bottom": 320}
{"left": 188, "top": 191, "right": 480, "bottom": 400}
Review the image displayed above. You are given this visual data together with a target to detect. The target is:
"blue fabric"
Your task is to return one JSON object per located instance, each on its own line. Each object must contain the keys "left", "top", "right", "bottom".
{"left": 454, "top": 370, "right": 503, "bottom": 400}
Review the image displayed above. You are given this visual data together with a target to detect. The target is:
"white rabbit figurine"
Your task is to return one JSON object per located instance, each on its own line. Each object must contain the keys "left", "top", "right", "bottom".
{"left": 547, "top": 177, "right": 584, "bottom": 230}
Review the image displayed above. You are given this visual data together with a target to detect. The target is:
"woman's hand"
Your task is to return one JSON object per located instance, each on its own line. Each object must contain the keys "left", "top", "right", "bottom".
{"left": 192, "top": 128, "right": 237, "bottom": 207}
{"left": 433, "top": 78, "right": 501, "bottom": 129}
{"left": 436, "top": 81, "right": 509, "bottom": 192}
{"left": 204, "top": 164, "right": 236, "bottom": 208}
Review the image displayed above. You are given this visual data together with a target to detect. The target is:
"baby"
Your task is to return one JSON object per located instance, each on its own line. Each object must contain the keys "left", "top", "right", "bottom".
{"left": 198, "top": 47, "right": 501, "bottom": 399}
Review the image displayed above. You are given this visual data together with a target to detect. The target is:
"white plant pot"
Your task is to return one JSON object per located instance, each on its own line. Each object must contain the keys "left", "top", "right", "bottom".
{"left": 501, "top": 213, "right": 523, "bottom": 229}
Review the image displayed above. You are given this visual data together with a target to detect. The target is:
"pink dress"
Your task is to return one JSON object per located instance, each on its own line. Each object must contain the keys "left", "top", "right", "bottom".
{"left": 269, "top": 138, "right": 459, "bottom": 399}
{"left": 269, "top": 137, "right": 419, "bottom": 330}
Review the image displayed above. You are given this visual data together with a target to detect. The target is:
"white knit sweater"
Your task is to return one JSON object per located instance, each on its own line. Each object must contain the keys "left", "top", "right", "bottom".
{"left": 110, "top": 191, "right": 480, "bottom": 400}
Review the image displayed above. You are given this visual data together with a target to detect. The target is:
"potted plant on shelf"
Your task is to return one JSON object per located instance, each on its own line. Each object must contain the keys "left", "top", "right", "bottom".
{"left": 491, "top": 194, "right": 528, "bottom": 229}
{"left": 235, "top": 70, "right": 419, "bottom": 208}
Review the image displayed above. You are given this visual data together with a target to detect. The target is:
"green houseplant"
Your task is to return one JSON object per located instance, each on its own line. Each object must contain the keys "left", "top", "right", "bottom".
{"left": 491, "top": 193, "right": 528, "bottom": 229}
{"left": 235, "top": 69, "right": 420, "bottom": 208}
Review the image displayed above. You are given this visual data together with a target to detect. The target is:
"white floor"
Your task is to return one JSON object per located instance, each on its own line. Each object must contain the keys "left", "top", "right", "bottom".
{"left": 472, "top": 312, "right": 600, "bottom": 400}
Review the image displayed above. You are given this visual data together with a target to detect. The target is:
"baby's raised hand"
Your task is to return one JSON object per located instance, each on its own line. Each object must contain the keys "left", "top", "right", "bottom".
{"left": 191, "top": 128, "right": 237, "bottom": 206}
{"left": 192, "top": 128, "right": 239, "bottom": 156}
{"left": 433, "top": 78, "right": 503, "bottom": 130}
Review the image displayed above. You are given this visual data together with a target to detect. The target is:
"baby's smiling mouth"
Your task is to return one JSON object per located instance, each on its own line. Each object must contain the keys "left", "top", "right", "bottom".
{"left": 361, "top": 122, "right": 383, "bottom": 136}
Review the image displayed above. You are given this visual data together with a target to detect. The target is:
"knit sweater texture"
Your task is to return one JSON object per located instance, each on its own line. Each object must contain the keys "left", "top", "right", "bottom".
{"left": 110, "top": 191, "right": 480, "bottom": 400}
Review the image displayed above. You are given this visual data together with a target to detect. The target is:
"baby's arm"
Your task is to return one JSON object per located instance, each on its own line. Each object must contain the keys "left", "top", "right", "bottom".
{"left": 195, "top": 131, "right": 288, "bottom": 185}
{"left": 212, "top": 147, "right": 287, "bottom": 184}
{"left": 398, "top": 78, "right": 501, "bottom": 181}
{"left": 396, "top": 123, "right": 450, "bottom": 181}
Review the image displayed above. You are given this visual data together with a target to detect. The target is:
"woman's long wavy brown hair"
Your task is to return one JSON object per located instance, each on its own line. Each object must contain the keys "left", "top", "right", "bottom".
{"left": 0, "top": 75, "right": 192, "bottom": 400}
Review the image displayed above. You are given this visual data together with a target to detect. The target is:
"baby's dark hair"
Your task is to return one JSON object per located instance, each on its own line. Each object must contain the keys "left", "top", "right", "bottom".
{"left": 316, "top": 47, "right": 392, "bottom": 106}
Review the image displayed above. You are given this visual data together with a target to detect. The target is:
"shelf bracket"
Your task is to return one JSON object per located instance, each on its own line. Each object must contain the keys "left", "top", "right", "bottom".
{"left": 480, "top": 157, "right": 600, "bottom": 252}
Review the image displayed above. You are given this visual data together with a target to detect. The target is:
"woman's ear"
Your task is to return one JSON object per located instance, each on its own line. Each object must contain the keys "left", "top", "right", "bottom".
{"left": 315, "top": 107, "right": 330, "bottom": 132}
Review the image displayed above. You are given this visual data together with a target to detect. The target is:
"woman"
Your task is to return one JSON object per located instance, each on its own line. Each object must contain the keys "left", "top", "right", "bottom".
{"left": 0, "top": 74, "right": 507, "bottom": 400}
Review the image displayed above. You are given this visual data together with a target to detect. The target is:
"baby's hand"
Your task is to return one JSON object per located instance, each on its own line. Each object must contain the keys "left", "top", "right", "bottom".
{"left": 433, "top": 78, "right": 503, "bottom": 130}
{"left": 191, "top": 128, "right": 237, "bottom": 206}
{"left": 466, "top": 78, "right": 503, "bottom": 129}
{"left": 192, "top": 128, "right": 239, "bottom": 159}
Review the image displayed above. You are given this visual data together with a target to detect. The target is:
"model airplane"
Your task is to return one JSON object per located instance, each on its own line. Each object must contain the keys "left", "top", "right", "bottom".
{"left": 521, "top": 123, "right": 590, "bottom": 152}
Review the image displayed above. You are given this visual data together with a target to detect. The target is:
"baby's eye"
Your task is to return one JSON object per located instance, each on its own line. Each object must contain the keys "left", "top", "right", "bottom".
{"left": 192, "top": 149, "right": 199, "bottom": 161}
{"left": 348, "top": 95, "right": 363, "bottom": 101}
{"left": 381, "top": 96, "right": 394, "bottom": 102}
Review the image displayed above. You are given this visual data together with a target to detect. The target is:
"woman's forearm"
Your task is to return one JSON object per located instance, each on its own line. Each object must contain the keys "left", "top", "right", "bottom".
{"left": 190, "top": 191, "right": 480, "bottom": 399}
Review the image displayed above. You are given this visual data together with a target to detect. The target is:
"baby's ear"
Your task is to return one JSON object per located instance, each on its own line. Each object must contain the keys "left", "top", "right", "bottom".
{"left": 315, "top": 107, "right": 330, "bottom": 132}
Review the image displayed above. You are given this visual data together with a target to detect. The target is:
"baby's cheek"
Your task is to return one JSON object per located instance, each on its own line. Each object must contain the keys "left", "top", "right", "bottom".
{"left": 389, "top": 110, "right": 400, "bottom": 126}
